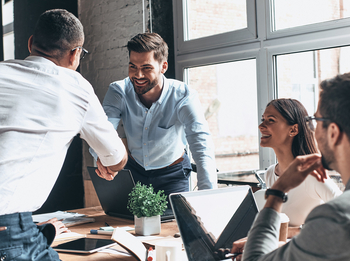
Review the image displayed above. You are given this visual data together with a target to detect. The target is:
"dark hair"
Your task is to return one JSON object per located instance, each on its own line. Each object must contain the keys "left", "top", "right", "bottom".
{"left": 32, "top": 9, "right": 84, "bottom": 59}
{"left": 267, "top": 98, "right": 317, "bottom": 157}
{"left": 127, "top": 33, "right": 168, "bottom": 63}
{"left": 319, "top": 73, "right": 350, "bottom": 138}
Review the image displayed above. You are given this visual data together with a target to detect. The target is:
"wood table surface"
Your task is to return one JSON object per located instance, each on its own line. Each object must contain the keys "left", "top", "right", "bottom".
{"left": 52, "top": 206, "right": 181, "bottom": 261}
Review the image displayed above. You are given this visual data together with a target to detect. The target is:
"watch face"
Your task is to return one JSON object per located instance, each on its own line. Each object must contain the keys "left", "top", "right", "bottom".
{"left": 282, "top": 194, "right": 288, "bottom": 202}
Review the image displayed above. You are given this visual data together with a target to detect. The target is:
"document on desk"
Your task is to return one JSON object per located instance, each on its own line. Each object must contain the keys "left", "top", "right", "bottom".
{"left": 111, "top": 228, "right": 147, "bottom": 261}
{"left": 32, "top": 211, "right": 95, "bottom": 227}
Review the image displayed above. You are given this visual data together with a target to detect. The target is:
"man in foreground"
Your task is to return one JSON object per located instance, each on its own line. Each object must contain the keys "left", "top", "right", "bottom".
{"left": 0, "top": 9, "right": 127, "bottom": 260}
{"left": 232, "top": 72, "right": 350, "bottom": 260}
{"left": 93, "top": 33, "right": 217, "bottom": 198}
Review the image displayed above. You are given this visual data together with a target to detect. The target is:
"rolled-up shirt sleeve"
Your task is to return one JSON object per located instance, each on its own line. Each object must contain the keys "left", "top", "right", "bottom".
{"left": 178, "top": 90, "right": 217, "bottom": 190}
{"left": 80, "top": 92, "right": 126, "bottom": 167}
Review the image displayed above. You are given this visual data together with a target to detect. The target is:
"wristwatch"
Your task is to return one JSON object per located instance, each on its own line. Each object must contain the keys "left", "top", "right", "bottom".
{"left": 265, "top": 189, "right": 288, "bottom": 202}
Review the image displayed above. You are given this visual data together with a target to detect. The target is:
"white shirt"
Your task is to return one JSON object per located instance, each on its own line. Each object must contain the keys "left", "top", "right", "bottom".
{"left": 0, "top": 56, "right": 126, "bottom": 215}
{"left": 265, "top": 164, "right": 342, "bottom": 226}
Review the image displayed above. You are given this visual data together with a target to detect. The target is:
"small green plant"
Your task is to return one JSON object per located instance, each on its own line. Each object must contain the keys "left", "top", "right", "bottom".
{"left": 127, "top": 182, "right": 168, "bottom": 218}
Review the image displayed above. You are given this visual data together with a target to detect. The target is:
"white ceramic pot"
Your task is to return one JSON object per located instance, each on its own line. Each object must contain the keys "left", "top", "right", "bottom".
{"left": 134, "top": 215, "right": 161, "bottom": 236}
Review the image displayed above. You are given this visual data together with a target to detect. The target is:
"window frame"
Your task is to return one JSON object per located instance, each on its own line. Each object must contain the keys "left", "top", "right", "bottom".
{"left": 173, "top": 0, "right": 257, "bottom": 55}
{"left": 267, "top": 0, "right": 350, "bottom": 39}
{"left": 173, "top": 0, "right": 350, "bottom": 171}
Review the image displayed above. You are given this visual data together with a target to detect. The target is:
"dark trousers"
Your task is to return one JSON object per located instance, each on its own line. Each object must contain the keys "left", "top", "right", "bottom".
{"left": 125, "top": 152, "right": 192, "bottom": 206}
{"left": 0, "top": 212, "right": 60, "bottom": 261}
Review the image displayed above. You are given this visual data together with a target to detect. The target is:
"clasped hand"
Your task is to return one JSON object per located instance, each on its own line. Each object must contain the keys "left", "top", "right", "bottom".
{"left": 95, "top": 158, "right": 119, "bottom": 180}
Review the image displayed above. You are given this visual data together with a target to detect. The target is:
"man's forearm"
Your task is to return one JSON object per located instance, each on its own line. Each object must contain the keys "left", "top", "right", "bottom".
{"left": 264, "top": 195, "right": 284, "bottom": 213}
{"left": 193, "top": 155, "right": 217, "bottom": 190}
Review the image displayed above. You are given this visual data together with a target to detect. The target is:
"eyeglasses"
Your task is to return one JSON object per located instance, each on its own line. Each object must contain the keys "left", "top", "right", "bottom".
{"left": 71, "top": 46, "right": 89, "bottom": 60}
{"left": 305, "top": 116, "right": 330, "bottom": 131}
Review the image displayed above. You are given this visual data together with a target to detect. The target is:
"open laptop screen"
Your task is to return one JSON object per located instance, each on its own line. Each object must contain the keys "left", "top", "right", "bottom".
{"left": 169, "top": 186, "right": 258, "bottom": 261}
{"left": 87, "top": 167, "right": 175, "bottom": 221}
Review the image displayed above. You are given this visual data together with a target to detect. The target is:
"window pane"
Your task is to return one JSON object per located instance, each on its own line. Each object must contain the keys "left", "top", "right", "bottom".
{"left": 276, "top": 46, "right": 350, "bottom": 115}
{"left": 185, "top": 0, "right": 247, "bottom": 40}
{"left": 186, "top": 59, "right": 259, "bottom": 173}
{"left": 273, "top": 0, "right": 350, "bottom": 31}
{"left": 275, "top": 46, "right": 350, "bottom": 190}
{"left": 3, "top": 33, "right": 14, "bottom": 60}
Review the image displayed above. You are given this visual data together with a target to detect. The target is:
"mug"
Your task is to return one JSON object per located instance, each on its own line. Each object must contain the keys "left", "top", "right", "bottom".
{"left": 155, "top": 241, "right": 182, "bottom": 261}
{"left": 279, "top": 213, "right": 290, "bottom": 242}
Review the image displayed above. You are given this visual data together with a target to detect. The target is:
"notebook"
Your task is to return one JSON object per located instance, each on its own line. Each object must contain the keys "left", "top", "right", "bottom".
{"left": 87, "top": 167, "right": 174, "bottom": 221}
{"left": 169, "top": 185, "right": 258, "bottom": 261}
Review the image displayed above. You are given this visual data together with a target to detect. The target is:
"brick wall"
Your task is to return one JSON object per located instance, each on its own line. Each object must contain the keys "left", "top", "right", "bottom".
{"left": 78, "top": 0, "right": 145, "bottom": 102}
{"left": 78, "top": 0, "right": 147, "bottom": 207}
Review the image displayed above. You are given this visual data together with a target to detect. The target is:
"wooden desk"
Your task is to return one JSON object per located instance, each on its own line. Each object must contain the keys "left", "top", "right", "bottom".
{"left": 52, "top": 206, "right": 180, "bottom": 261}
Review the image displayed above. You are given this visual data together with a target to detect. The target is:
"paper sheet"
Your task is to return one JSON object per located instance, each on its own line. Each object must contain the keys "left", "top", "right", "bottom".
{"left": 32, "top": 211, "right": 86, "bottom": 223}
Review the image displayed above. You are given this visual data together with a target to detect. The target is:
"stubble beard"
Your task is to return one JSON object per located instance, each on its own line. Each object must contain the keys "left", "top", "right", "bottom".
{"left": 321, "top": 155, "right": 333, "bottom": 171}
{"left": 320, "top": 142, "right": 334, "bottom": 171}
{"left": 132, "top": 78, "right": 158, "bottom": 95}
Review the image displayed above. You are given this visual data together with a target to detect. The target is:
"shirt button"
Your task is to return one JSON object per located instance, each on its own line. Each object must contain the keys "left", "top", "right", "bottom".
{"left": 145, "top": 127, "right": 148, "bottom": 130}
{"left": 143, "top": 143, "right": 146, "bottom": 145}
{"left": 145, "top": 155, "right": 147, "bottom": 157}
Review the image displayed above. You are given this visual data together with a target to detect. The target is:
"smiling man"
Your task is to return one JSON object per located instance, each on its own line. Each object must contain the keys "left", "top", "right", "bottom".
{"left": 232, "top": 73, "right": 350, "bottom": 260}
{"left": 93, "top": 33, "right": 217, "bottom": 202}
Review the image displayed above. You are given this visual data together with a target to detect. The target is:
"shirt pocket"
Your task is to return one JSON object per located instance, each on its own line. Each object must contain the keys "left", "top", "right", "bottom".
{"left": 152, "top": 125, "right": 176, "bottom": 147}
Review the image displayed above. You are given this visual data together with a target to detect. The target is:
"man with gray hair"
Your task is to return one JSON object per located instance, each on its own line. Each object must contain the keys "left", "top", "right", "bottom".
{"left": 0, "top": 9, "right": 127, "bottom": 260}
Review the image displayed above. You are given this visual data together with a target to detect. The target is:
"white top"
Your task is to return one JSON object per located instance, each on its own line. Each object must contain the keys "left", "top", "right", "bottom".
{"left": 0, "top": 56, "right": 126, "bottom": 215}
{"left": 265, "top": 164, "right": 342, "bottom": 226}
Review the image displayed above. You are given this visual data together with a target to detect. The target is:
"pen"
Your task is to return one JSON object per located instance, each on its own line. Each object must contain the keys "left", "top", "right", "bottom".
{"left": 90, "top": 229, "right": 113, "bottom": 235}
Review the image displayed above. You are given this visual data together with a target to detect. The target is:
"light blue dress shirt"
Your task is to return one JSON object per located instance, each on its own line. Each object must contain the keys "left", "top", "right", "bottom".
{"left": 102, "top": 76, "right": 217, "bottom": 190}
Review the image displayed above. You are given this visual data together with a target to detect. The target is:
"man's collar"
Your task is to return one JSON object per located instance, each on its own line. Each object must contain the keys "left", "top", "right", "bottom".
{"left": 25, "top": 55, "right": 57, "bottom": 66}
{"left": 156, "top": 75, "right": 168, "bottom": 104}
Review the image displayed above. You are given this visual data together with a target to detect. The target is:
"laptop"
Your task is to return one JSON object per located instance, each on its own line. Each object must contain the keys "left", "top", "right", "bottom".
{"left": 87, "top": 167, "right": 174, "bottom": 221}
{"left": 169, "top": 185, "right": 258, "bottom": 261}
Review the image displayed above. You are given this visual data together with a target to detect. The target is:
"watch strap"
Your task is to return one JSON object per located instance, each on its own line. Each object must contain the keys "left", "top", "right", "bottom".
{"left": 265, "top": 189, "right": 288, "bottom": 202}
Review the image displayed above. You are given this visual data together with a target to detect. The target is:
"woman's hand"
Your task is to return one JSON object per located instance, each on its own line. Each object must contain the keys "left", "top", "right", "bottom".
{"left": 37, "top": 217, "right": 70, "bottom": 237}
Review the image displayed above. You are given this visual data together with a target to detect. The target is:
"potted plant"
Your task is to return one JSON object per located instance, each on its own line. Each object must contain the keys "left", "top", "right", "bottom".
{"left": 127, "top": 182, "right": 168, "bottom": 235}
